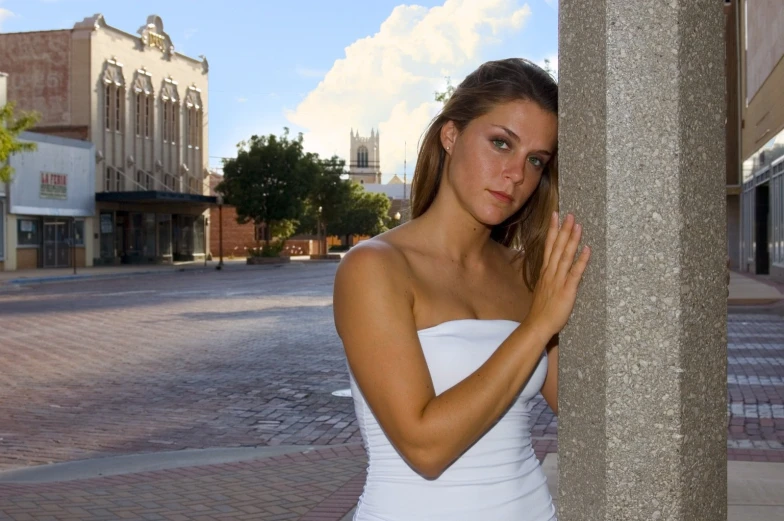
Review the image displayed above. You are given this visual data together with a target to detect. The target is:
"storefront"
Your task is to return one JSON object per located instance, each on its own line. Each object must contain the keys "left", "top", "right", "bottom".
{"left": 4, "top": 132, "right": 95, "bottom": 271}
{"left": 94, "top": 191, "right": 214, "bottom": 265}
{"left": 740, "top": 127, "right": 784, "bottom": 281}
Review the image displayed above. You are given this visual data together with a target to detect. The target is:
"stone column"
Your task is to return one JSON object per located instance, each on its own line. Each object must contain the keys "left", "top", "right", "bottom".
{"left": 558, "top": 1, "right": 727, "bottom": 520}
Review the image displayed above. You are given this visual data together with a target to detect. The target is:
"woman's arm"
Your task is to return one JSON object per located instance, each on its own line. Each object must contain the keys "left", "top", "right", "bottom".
{"left": 540, "top": 341, "right": 559, "bottom": 415}
{"left": 334, "top": 242, "right": 552, "bottom": 479}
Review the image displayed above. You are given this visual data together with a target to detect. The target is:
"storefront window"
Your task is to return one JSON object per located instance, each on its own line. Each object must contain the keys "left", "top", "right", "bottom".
{"left": 18, "top": 218, "right": 41, "bottom": 246}
{"left": 100, "top": 212, "right": 114, "bottom": 260}
{"left": 194, "top": 215, "right": 205, "bottom": 254}
{"left": 73, "top": 219, "right": 85, "bottom": 246}
{"left": 158, "top": 214, "right": 172, "bottom": 257}
{"left": 144, "top": 213, "right": 156, "bottom": 256}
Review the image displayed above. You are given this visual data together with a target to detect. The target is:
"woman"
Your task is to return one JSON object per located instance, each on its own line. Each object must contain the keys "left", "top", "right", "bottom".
{"left": 333, "top": 58, "right": 590, "bottom": 521}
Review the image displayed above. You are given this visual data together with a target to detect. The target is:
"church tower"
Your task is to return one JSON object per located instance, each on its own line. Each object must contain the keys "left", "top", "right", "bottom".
{"left": 349, "top": 128, "right": 382, "bottom": 184}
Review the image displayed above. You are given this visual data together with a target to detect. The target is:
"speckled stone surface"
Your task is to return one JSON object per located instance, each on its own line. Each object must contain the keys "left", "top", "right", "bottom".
{"left": 558, "top": 1, "right": 727, "bottom": 520}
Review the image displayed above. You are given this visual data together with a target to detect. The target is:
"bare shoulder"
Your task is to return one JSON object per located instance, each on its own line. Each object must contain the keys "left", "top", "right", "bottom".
{"left": 333, "top": 236, "right": 414, "bottom": 337}
{"left": 335, "top": 237, "right": 411, "bottom": 292}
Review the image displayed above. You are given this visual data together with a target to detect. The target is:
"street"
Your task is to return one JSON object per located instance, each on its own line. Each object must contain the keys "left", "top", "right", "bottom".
{"left": 0, "top": 263, "right": 781, "bottom": 519}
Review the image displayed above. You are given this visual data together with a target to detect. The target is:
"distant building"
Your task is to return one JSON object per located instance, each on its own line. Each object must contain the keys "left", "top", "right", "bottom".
{"left": 349, "top": 128, "right": 382, "bottom": 184}
{"left": 0, "top": 14, "right": 214, "bottom": 269}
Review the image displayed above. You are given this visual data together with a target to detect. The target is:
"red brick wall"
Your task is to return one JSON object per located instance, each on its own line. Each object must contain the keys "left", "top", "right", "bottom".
{"left": 209, "top": 205, "right": 256, "bottom": 258}
{"left": 0, "top": 31, "right": 72, "bottom": 126}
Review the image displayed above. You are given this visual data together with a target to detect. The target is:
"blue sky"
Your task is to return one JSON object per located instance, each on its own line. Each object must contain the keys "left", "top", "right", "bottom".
{"left": 0, "top": 0, "right": 558, "bottom": 182}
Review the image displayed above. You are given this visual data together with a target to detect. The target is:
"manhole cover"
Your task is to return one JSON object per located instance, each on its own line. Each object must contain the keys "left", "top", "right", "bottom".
{"left": 332, "top": 388, "right": 352, "bottom": 397}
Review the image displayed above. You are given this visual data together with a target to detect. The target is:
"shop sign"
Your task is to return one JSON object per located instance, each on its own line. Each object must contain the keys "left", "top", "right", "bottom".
{"left": 40, "top": 172, "right": 68, "bottom": 200}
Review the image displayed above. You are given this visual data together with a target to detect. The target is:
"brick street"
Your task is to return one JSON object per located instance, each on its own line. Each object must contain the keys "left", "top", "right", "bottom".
{"left": 0, "top": 263, "right": 782, "bottom": 519}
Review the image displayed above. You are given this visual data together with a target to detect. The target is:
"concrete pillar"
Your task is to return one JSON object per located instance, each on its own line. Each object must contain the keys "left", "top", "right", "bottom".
{"left": 558, "top": 1, "right": 727, "bottom": 520}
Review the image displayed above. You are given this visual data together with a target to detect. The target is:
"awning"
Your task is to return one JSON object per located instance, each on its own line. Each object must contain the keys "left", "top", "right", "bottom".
{"left": 96, "top": 191, "right": 218, "bottom": 205}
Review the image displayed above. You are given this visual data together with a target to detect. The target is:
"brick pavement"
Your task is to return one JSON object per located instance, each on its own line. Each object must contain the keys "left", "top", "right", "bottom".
{"left": 0, "top": 265, "right": 782, "bottom": 518}
{"left": 0, "top": 445, "right": 368, "bottom": 521}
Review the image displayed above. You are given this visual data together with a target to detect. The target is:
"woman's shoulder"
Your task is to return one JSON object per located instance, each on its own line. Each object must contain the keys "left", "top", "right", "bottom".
{"left": 335, "top": 236, "right": 413, "bottom": 290}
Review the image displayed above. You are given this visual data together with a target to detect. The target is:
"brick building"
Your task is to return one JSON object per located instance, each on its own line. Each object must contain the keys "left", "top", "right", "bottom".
{"left": 0, "top": 14, "right": 214, "bottom": 269}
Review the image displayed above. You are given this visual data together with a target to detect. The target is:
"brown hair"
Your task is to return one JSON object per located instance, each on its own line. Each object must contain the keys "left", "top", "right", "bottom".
{"left": 411, "top": 58, "right": 558, "bottom": 291}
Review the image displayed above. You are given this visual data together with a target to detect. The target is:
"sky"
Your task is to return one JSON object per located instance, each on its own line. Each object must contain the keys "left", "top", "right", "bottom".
{"left": 0, "top": 0, "right": 559, "bottom": 183}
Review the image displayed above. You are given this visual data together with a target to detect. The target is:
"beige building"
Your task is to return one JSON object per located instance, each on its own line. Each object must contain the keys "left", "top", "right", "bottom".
{"left": 726, "top": 0, "right": 784, "bottom": 281}
{"left": 349, "top": 128, "right": 382, "bottom": 184}
{"left": 0, "top": 13, "right": 213, "bottom": 268}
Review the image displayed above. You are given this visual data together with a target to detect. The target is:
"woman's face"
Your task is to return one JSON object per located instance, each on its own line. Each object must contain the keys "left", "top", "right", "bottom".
{"left": 440, "top": 99, "right": 557, "bottom": 226}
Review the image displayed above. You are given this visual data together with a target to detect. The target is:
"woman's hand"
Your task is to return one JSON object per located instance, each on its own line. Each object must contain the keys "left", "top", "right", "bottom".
{"left": 524, "top": 212, "right": 591, "bottom": 339}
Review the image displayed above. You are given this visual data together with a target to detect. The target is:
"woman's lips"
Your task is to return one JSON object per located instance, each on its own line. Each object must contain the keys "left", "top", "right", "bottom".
{"left": 489, "top": 190, "right": 513, "bottom": 203}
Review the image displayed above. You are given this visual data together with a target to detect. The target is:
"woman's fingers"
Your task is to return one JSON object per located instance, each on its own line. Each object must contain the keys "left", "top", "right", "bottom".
{"left": 555, "top": 221, "right": 582, "bottom": 282}
{"left": 566, "top": 245, "right": 591, "bottom": 291}
{"left": 545, "top": 213, "right": 574, "bottom": 278}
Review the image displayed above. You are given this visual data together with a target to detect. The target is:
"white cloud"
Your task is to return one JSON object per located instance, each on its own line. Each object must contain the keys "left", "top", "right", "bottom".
{"left": 237, "top": 97, "right": 248, "bottom": 103}
{"left": 0, "top": 8, "right": 15, "bottom": 30}
{"left": 286, "top": 0, "right": 532, "bottom": 181}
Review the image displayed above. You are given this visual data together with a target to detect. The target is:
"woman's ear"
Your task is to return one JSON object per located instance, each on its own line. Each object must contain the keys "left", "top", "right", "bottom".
{"left": 440, "top": 121, "right": 458, "bottom": 154}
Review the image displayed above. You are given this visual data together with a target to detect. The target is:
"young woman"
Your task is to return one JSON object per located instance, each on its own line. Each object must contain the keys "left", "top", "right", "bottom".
{"left": 333, "top": 58, "right": 590, "bottom": 521}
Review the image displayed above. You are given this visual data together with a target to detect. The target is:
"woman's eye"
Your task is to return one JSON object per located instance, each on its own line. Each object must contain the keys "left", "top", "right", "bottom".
{"left": 528, "top": 156, "right": 544, "bottom": 168}
{"left": 492, "top": 139, "right": 509, "bottom": 150}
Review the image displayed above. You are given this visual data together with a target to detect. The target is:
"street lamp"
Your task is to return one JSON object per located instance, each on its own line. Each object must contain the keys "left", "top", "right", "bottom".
{"left": 216, "top": 194, "right": 224, "bottom": 270}
{"left": 317, "top": 206, "right": 323, "bottom": 256}
{"left": 394, "top": 211, "right": 401, "bottom": 222}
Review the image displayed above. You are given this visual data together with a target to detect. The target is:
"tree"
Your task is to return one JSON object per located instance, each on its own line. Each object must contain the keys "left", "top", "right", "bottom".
{"left": 216, "top": 129, "right": 318, "bottom": 247}
{"left": 331, "top": 183, "right": 391, "bottom": 242}
{"left": 434, "top": 76, "right": 456, "bottom": 105}
{"left": 298, "top": 156, "right": 352, "bottom": 233}
{"left": 1, "top": 102, "right": 40, "bottom": 183}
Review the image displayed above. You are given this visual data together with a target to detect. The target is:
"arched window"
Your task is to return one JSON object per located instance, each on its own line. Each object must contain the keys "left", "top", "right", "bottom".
{"left": 161, "top": 78, "right": 180, "bottom": 144}
{"left": 133, "top": 70, "right": 154, "bottom": 138}
{"left": 185, "top": 87, "right": 203, "bottom": 149}
{"left": 357, "top": 146, "right": 368, "bottom": 168}
{"left": 103, "top": 59, "right": 125, "bottom": 133}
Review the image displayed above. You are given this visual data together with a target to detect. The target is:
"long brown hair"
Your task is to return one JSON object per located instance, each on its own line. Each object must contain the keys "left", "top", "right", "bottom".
{"left": 411, "top": 58, "right": 558, "bottom": 291}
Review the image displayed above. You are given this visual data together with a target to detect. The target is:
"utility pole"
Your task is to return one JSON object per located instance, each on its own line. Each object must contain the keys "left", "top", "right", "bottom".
{"left": 403, "top": 141, "right": 407, "bottom": 219}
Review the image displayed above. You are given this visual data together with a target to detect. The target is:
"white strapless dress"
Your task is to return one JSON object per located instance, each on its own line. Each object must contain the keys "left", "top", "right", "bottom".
{"left": 349, "top": 319, "right": 556, "bottom": 521}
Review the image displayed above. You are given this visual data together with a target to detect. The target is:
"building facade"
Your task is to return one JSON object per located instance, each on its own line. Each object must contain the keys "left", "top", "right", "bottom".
{"left": 349, "top": 128, "right": 382, "bottom": 184}
{"left": 726, "top": 0, "right": 784, "bottom": 281}
{"left": 0, "top": 14, "right": 214, "bottom": 268}
{"left": 2, "top": 132, "right": 96, "bottom": 270}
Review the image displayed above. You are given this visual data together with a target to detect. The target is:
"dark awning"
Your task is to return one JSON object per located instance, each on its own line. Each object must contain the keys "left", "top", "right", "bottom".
{"left": 96, "top": 191, "right": 218, "bottom": 205}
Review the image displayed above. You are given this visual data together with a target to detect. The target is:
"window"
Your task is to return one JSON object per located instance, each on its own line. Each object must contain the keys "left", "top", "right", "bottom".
{"left": 105, "top": 166, "right": 113, "bottom": 192}
{"left": 357, "top": 146, "right": 368, "bottom": 168}
{"left": 163, "top": 102, "right": 170, "bottom": 142}
{"left": 188, "top": 177, "right": 201, "bottom": 194}
{"left": 145, "top": 96, "right": 152, "bottom": 138}
{"left": 161, "top": 79, "right": 180, "bottom": 145}
{"left": 105, "top": 85, "right": 112, "bottom": 131}
{"left": 136, "top": 169, "right": 146, "bottom": 189}
{"left": 185, "top": 87, "right": 203, "bottom": 149}
{"left": 17, "top": 218, "right": 41, "bottom": 246}
{"left": 135, "top": 93, "right": 142, "bottom": 136}
{"left": 164, "top": 173, "right": 176, "bottom": 191}
{"left": 72, "top": 220, "right": 85, "bottom": 246}
{"left": 254, "top": 223, "right": 270, "bottom": 243}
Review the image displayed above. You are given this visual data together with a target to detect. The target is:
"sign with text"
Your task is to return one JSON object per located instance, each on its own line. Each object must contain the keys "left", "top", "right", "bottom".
{"left": 40, "top": 172, "right": 68, "bottom": 200}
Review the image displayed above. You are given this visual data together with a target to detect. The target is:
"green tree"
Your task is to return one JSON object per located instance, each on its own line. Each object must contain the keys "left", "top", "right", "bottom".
{"left": 332, "top": 183, "right": 391, "bottom": 242}
{"left": 297, "top": 156, "right": 352, "bottom": 237}
{"left": 216, "top": 129, "right": 318, "bottom": 247}
{"left": 1, "top": 102, "right": 40, "bottom": 183}
{"left": 434, "top": 76, "right": 456, "bottom": 105}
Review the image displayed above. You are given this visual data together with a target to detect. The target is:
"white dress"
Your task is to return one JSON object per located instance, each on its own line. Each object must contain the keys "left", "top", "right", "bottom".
{"left": 349, "top": 319, "right": 556, "bottom": 521}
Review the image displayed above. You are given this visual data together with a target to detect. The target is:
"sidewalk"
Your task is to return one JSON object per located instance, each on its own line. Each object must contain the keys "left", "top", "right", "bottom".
{"left": 0, "top": 445, "right": 781, "bottom": 520}
{"left": 729, "top": 271, "right": 784, "bottom": 305}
